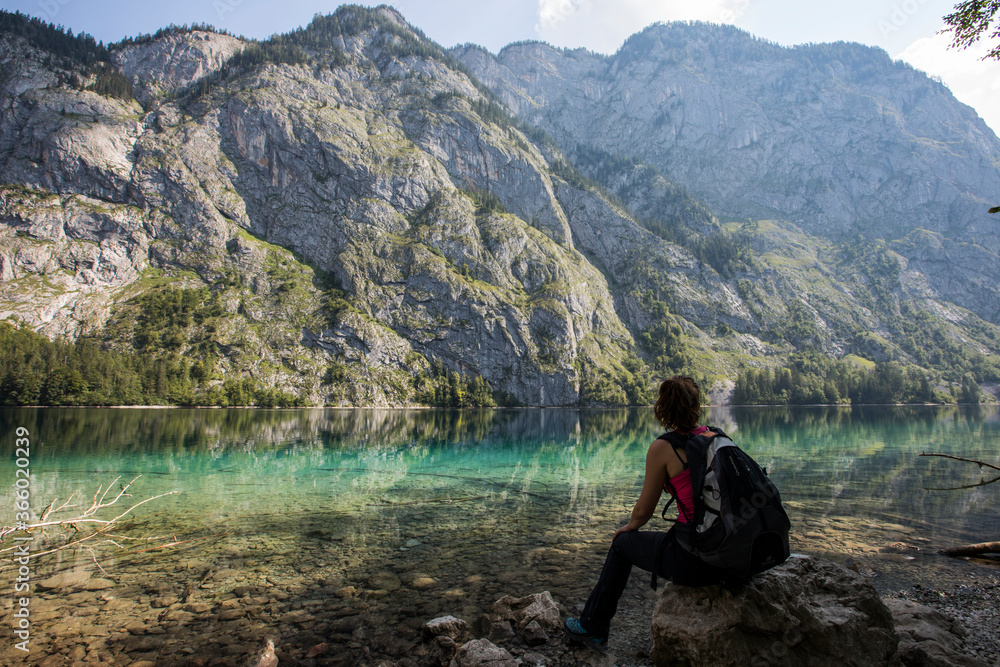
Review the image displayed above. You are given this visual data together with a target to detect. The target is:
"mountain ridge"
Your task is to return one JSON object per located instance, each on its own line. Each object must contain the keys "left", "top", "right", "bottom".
{"left": 455, "top": 21, "right": 1000, "bottom": 240}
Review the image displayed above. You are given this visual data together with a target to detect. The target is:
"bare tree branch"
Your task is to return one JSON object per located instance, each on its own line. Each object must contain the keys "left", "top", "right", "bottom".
{"left": 918, "top": 452, "right": 1000, "bottom": 472}
{"left": 924, "top": 475, "right": 1000, "bottom": 491}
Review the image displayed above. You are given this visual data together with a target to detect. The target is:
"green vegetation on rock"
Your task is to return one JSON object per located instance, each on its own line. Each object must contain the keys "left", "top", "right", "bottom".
{"left": 412, "top": 360, "right": 498, "bottom": 408}
{"left": 0, "top": 9, "right": 135, "bottom": 101}
{"left": 732, "top": 352, "right": 985, "bottom": 405}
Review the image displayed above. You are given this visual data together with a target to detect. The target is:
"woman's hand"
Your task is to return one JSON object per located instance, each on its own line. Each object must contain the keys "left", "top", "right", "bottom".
{"left": 613, "top": 521, "right": 641, "bottom": 542}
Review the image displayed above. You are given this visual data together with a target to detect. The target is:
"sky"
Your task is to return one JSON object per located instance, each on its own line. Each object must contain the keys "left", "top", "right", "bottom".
{"left": 2, "top": 0, "right": 998, "bottom": 133}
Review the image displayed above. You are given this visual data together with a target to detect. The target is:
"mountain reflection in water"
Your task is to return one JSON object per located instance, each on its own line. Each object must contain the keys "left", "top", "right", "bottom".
{"left": 1, "top": 406, "right": 997, "bottom": 662}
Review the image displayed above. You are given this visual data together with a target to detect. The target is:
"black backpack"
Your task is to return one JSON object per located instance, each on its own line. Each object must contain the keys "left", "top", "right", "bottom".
{"left": 659, "top": 427, "right": 791, "bottom": 585}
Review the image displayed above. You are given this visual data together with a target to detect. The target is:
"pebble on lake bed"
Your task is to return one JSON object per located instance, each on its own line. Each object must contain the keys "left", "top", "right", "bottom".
{"left": 367, "top": 571, "right": 401, "bottom": 591}
{"left": 409, "top": 575, "right": 437, "bottom": 590}
{"left": 36, "top": 570, "right": 92, "bottom": 590}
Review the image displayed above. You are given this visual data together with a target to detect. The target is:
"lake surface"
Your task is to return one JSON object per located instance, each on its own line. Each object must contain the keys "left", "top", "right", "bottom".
{"left": 1, "top": 405, "right": 999, "bottom": 663}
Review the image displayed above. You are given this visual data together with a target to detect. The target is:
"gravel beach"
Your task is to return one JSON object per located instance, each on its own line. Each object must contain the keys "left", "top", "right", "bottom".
{"left": 884, "top": 575, "right": 1000, "bottom": 666}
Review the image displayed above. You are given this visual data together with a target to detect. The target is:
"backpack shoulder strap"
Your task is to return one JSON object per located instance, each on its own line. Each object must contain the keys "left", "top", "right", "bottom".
{"left": 658, "top": 431, "right": 693, "bottom": 522}
{"left": 658, "top": 431, "right": 690, "bottom": 471}
{"left": 704, "top": 425, "right": 729, "bottom": 441}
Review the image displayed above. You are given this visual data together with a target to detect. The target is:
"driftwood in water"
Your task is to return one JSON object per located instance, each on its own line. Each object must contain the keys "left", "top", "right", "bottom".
{"left": 940, "top": 541, "right": 1000, "bottom": 557}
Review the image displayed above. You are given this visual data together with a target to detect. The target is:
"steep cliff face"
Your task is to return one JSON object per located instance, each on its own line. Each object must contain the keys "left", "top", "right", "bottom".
{"left": 112, "top": 30, "right": 245, "bottom": 106}
{"left": 1, "top": 8, "right": 999, "bottom": 406}
{"left": 0, "top": 187, "right": 156, "bottom": 338}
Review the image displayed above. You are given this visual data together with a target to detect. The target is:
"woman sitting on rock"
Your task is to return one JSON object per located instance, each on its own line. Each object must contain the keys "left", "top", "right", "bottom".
{"left": 563, "top": 375, "right": 726, "bottom": 647}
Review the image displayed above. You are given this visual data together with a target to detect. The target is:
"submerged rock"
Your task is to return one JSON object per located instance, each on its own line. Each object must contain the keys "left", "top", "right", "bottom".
{"left": 82, "top": 578, "right": 116, "bottom": 590}
{"left": 411, "top": 576, "right": 437, "bottom": 590}
{"left": 251, "top": 638, "right": 278, "bottom": 667}
{"left": 368, "top": 571, "right": 402, "bottom": 592}
{"left": 36, "top": 569, "right": 91, "bottom": 590}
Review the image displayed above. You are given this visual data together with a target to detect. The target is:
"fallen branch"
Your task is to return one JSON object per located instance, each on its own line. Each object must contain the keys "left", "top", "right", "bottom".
{"left": 25, "top": 526, "right": 136, "bottom": 559}
{"left": 941, "top": 541, "right": 1000, "bottom": 557}
{"left": 38, "top": 496, "right": 77, "bottom": 523}
{"left": 918, "top": 453, "right": 1000, "bottom": 472}
{"left": 0, "top": 475, "right": 181, "bottom": 558}
{"left": 924, "top": 475, "right": 1000, "bottom": 491}
{"left": 369, "top": 495, "right": 493, "bottom": 506}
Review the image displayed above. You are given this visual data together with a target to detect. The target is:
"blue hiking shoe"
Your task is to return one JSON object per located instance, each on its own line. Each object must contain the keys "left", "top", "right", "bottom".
{"left": 563, "top": 617, "right": 608, "bottom": 648}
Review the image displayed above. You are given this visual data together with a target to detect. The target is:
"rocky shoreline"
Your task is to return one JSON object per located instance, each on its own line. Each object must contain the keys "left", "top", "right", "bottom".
{"left": 2, "top": 493, "right": 996, "bottom": 667}
{"left": 1, "top": 558, "right": 997, "bottom": 666}
{"left": 415, "top": 556, "right": 1000, "bottom": 667}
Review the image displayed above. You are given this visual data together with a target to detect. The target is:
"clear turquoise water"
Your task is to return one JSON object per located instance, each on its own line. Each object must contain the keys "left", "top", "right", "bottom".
{"left": 1, "top": 405, "right": 998, "bottom": 659}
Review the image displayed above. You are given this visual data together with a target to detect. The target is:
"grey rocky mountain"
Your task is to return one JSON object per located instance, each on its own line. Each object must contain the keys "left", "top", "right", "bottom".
{"left": 456, "top": 24, "right": 1000, "bottom": 240}
{"left": 1, "top": 6, "right": 998, "bottom": 406}
{"left": 453, "top": 24, "right": 1000, "bottom": 331}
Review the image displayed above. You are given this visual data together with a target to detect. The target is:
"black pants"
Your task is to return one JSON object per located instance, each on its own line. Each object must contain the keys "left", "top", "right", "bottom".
{"left": 579, "top": 527, "right": 723, "bottom": 637}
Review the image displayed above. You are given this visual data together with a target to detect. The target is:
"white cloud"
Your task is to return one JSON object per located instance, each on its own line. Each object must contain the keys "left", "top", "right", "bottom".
{"left": 896, "top": 32, "right": 1000, "bottom": 137}
{"left": 534, "top": 0, "right": 749, "bottom": 54}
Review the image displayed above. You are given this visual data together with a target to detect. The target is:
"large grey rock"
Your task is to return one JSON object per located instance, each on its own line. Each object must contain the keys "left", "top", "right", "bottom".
{"left": 519, "top": 620, "right": 549, "bottom": 647}
{"left": 651, "top": 555, "right": 900, "bottom": 666}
